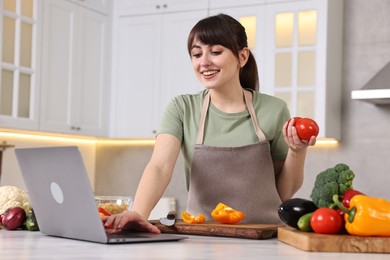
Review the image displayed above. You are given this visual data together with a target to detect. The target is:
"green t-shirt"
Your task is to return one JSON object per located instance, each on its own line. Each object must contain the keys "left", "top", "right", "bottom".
{"left": 158, "top": 89, "right": 290, "bottom": 189}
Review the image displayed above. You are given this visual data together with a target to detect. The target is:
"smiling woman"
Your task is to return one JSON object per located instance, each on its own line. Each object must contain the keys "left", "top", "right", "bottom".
{"left": 102, "top": 13, "right": 317, "bottom": 232}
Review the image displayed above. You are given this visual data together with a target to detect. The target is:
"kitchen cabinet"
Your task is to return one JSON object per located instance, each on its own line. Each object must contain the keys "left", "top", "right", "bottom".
{"left": 115, "top": 0, "right": 209, "bottom": 16}
{"left": 110, "top": 9, "right": 206, "bottom": 138}
{"left": 67, "top": 0, "right": 112, "bottom": 14}
{"left": 210, "top": 0, "right": 266, "bottom": 9}
{"left": 40, "top": 0, "right": 111, "bottom": 136}
{"left": 0, "top": 0, "right": 40, "bottom": 130}
{"left": 261, "top": 0, "right": 343, "bottom": 139}
{"left": 210, "top": 0, "right": 343, "bottom": 140}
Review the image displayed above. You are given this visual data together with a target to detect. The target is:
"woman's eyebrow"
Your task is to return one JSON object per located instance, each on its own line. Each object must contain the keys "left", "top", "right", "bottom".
{"left": 191, "top": 44, "right": 202, "bottom": 50}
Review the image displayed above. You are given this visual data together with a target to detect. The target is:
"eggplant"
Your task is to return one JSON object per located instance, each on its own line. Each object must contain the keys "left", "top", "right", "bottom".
{"left": 278, "top": 198, "right": 318, "bottom": 229}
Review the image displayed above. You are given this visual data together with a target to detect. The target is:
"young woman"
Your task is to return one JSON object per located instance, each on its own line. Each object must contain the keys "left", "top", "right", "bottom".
{"left": 105, "top": 14, "right": 316, "bottom": 232}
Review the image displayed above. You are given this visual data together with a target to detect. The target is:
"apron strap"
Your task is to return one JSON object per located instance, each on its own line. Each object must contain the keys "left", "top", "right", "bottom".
{"left": 196, "top": 90, "right": 266, "bottom": 145}
{"left": 243, "top": 90, "right": 267, "bottom": 141}
{"left": 196, "top": 91, "right": 211, "bottom": 145}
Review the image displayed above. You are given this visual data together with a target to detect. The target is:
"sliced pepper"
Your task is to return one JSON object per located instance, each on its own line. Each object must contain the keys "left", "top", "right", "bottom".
{"left": 98, "top": 207, "right": 111, "bottom": 216}
{"left": 182, "top": 211, "right": 206, "bottom": 224}
{"left": 98, "top": 207, "right": 113, "bottom": 229}
{"left": 211, "top": 203, "right": 245, "bottom": 224}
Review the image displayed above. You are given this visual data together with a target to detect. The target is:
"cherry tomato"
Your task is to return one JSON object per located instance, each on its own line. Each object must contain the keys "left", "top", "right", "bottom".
{"left": 290, "top": 117, "right": 319, "bottom": 142}
{"left": 342, "top": 189, "right": 365, "bottom": 208}
{"left": 310, "top": 208, "right": 343, "bottom": 234}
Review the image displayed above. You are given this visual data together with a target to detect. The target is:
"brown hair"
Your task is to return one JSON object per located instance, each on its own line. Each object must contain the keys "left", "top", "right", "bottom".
{"left": 187, "top": 14, "right": 259, "bottom": 91}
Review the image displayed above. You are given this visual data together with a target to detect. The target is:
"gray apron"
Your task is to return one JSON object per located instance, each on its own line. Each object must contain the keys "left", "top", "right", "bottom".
{"left": 186, "top": 90, "right": 283, "bottom": 224}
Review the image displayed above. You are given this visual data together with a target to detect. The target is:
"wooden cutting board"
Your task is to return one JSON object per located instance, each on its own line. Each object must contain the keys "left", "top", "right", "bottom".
{"left": 150, "top": 220, "right": 280, "bottom": 239}
{"left": 278, "top": 226, "right": 390, "bottom": 253}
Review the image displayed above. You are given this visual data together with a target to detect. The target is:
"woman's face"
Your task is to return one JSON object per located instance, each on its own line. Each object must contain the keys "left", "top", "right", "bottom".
{"left": 190, "top": 40, "right": 241, "bottom": 90}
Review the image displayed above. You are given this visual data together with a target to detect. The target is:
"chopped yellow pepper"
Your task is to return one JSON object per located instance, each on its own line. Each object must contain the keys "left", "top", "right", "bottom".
{"left": 182, "top": 211, "right": 206, "bottom": 224}
{"left": 211, "top": 203, "right": 245, "bottom": 224}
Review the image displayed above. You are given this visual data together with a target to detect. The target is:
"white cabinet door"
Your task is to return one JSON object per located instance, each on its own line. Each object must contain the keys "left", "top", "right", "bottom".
{"left": 73, "top": 6, "right": 109, "bottom": 136}
{"left": 111, "top": 10, "right": 206, "bottom": 138}
{"left": 115, "top": 0, "right": 209, "bottom": 16}
{"left": 112, "top": 14, "right": 162, "bottom": 138}
{"left": 262, "top": 0, "right": 343, "bottom": 139}
{"left": 209, "top": 0, "right": 266, "bottom": 9}
{"left": 40, "top": 0, "right": 109, "bottom": 136}
{"left": 67, "top": 0, "right": 112, "bottom": 14}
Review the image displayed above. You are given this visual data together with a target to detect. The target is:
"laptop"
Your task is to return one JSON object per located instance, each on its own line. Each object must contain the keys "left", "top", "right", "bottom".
{"left": 15, "top": 146, "right": 187, "bottom": 244}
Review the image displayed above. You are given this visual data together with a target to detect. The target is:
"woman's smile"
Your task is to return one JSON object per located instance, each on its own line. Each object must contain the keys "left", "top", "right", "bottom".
{"left": 201, "top": 69, "right": 220, "bottom": 77}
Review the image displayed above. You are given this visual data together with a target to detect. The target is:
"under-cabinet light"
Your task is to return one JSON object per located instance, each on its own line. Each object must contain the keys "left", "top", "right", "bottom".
{"left": 0, "top": 129, "right": 338, "bottom": 147}
{"left": 0, "top": 129, "right": 155, "bottom": 146}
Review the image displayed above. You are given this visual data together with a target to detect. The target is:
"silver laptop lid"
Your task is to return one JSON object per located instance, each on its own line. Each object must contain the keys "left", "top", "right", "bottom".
{"left": 15, "top": 146, "right": 108, "bottom": 243}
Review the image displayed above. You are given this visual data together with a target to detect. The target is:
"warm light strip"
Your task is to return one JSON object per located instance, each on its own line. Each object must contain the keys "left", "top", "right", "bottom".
{"left": 0, "top": 130, "right": 338, "bottom": 147}
{"left": 0, "top": 131, "right": 155, "bottom": 146}
{"left": 315, "top": 138, "right": 339, "bottom": 146}
{"left": 0, "top": 131, "right": 97, "bottom": 144}
{"left": 97, "top": 139, "right": 155, "bottom": 146}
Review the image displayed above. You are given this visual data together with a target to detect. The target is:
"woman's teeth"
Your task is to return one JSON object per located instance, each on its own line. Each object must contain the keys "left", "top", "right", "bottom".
{"left": 202, "top": 70, "right": 218, "bottom": 76}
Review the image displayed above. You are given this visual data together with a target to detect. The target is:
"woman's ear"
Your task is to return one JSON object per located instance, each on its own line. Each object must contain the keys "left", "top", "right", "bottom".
{"left": 239, "top": 47, "right": 250, "bottom": 68}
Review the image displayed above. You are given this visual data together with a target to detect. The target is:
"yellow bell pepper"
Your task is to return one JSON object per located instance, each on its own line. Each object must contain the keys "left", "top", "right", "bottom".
{"left": 211, "top": 203, "right": 245, "bottom": 224}
{"left": 333, "top": 194, "right": 390, "bottom": 237}
{"left": 182, "top": 211, "right": 206, "bottom": 224}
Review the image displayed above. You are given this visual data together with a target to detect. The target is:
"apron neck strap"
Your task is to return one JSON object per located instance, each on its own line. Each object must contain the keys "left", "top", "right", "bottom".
{"left": 243, "top": 90, "right": 266, "bottom": 142}
{"left": 196, "top": 90, "right": 266, "bottom": 145}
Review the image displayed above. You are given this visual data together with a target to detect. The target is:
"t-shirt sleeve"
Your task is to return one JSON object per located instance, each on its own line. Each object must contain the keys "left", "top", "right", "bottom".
{"left": 270, "top": 103, "right": 290, "bottom": 160}
{"left": 157, "top": 98, "right": 183, "bottom": 141}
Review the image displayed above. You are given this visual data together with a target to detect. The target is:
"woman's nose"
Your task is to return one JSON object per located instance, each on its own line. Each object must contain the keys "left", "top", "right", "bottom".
{"left": 199, "top": 54, "right": 211, "bottom": 66}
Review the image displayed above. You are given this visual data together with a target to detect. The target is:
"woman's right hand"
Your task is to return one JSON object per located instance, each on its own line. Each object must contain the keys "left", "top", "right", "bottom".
{"left": 102, "top": 211, "right": 161, "bottom": 234}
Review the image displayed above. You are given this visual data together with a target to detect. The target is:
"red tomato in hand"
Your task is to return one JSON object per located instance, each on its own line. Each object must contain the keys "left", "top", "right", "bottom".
{"left": 310, "top": 208, "right": 343, "bottom": 234}
{"left": 291, "top": 117, "right": 319, "bottom": 141}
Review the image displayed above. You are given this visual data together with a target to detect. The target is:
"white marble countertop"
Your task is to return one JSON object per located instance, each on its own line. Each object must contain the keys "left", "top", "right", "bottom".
{"left": 0, "top": 230, "right": 388, "bottom": 259}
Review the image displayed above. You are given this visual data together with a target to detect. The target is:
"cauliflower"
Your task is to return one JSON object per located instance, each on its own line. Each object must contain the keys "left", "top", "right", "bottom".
{"left": 0, "top": 185, "right": 31, "bottom": 215}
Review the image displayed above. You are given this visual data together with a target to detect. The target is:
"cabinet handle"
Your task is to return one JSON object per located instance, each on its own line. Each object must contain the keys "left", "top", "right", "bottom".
{"left": 71, "top": 126, "right": 81, "bottom": 131}
{"left": 152, "top": 130, "right": 157, "bottom": 134}
{"left": 156, "top": 5, "right": 160, "bottom": 9}
{"left": 163, "top": 4, "right": 167, "bottom": 8}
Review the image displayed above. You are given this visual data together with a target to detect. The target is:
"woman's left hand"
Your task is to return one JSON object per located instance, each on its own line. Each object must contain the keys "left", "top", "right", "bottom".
{"left": 283, "top": 118, "right": 316, "bottom": 151}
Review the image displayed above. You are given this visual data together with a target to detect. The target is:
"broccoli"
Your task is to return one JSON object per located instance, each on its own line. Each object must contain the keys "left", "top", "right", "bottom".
{"left": 310, "top": 163, "right": 355, "bottom": 208}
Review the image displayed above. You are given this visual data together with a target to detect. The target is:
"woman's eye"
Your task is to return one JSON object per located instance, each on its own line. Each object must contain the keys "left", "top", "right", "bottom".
{"left": 192, "top": 53, "right": 202, "bottom": 58}
{"left": 211, "top": 51, "right": 222, "bottom": 55}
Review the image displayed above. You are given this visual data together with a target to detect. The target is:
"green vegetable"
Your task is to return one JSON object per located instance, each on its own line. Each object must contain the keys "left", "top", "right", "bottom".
{"left": 297, "top": 212, "right": 313, "bottom": 232}
{"left": 310, "top": 163, "right": 355, "bottom": 208}
{"left": 24, "top": 209, "right": 39, "bottom": 231}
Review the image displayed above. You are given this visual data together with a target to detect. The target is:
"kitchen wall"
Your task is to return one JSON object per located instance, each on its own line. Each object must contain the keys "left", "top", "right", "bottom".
{"left": 94, "top": 0, "right": 390, "bottom": 215}
{"left": 0, "top": 134, "right": 96, "bottom": 190}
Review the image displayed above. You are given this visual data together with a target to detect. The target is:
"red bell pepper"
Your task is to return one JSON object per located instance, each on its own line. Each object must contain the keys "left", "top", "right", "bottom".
{"left": 98, "top": 207, "right": 113, "bottom": 229}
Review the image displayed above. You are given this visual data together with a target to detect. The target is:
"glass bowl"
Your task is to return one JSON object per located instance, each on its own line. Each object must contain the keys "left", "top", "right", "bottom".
{"left": 95, "top": 196, "right": 133, "bottom": 215}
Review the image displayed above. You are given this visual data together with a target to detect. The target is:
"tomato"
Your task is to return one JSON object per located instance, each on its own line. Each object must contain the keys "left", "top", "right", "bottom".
{"left": 290, "top": 117, "right": 319, "bottom": 142}
{"left": 342, "top": 189, "right": 365, "bottom": 208}
{"left": 310, "top": 208, "right": 343, "bottom": 234}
